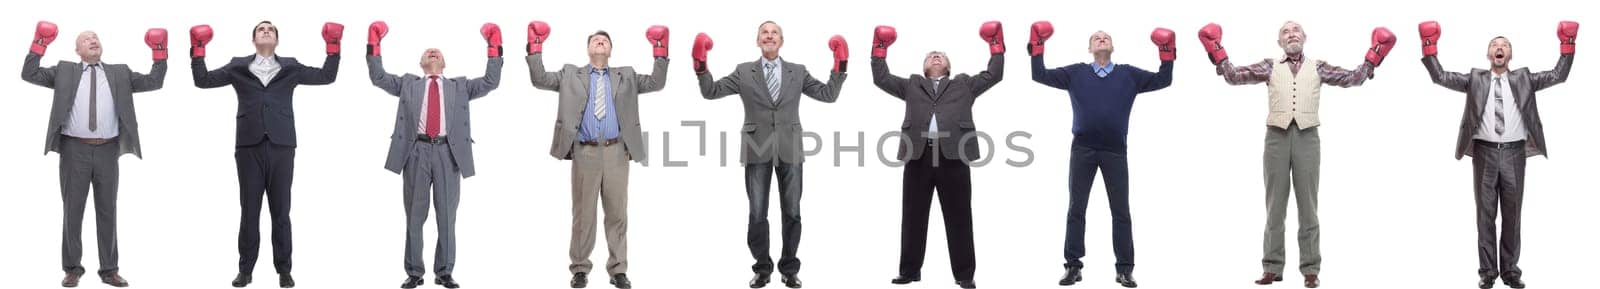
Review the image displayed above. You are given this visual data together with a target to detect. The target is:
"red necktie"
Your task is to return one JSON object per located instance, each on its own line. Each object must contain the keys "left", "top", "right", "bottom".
{"left": 426, "top": 76, "right": 442, "bottom": 138}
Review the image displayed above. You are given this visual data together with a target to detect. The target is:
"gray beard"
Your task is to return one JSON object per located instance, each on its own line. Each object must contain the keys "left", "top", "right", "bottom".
{"left": 1284, "top": 43, "right": 1303, "bottom": 55}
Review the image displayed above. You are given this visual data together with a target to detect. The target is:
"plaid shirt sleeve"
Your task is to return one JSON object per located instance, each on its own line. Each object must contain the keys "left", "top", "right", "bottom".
{"left": 1315, "top": 61, "right": 1372, "bottom": 88}
{"left": 1216, "top": 58, "right": 1274, "bottom": 85}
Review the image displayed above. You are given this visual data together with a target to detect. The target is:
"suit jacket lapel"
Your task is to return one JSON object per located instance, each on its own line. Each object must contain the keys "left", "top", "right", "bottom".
{"left": 232, "top": 61, "right": 265, "bottom": 89}
{"left": 63, "top": 62, "right": 83, "bottom": 100}
{"left": 266, "top": 56, "right": 293, "bottom": 87}
{"left": 779, "top": 62, "right": 799, "bottom": 106}
{"left": 1509, "top": 69, "right": 1529, "bottom": 109}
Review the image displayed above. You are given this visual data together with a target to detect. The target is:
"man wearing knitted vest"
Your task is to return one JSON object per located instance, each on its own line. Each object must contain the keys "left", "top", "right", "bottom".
{"left": 1197, "top": 21, "right": 1395, "bottom": 288}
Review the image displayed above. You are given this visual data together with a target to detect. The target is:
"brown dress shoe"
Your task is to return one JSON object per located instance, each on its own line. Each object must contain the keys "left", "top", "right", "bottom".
{"left": 101, "top": 274, "right": 129, "bottom": 287}
{"left": 1303, "top": 274, "right": 1319, "bottom": 288}
{"left": 1255, "top": 272, "right": 1281, "bottom": 285}
{"left": 62, "top": 273, "right": 82, "bottom": 288}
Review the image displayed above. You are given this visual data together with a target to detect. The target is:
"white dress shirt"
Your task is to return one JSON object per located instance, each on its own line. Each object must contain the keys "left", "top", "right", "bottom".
{"left": 1474, "top": 72, "right": 1526, "bottom": 142}
{"left": 249, "top": 54, "right": 281, "bottom": 86}
{"left": 417, "top": 75, "right": 448, "bottom": 136}
{"left": 64, "top": 64, "right": 118, "bottom": 139}
{"left": 929, "top": 76, "right": 947, "bottom": 137}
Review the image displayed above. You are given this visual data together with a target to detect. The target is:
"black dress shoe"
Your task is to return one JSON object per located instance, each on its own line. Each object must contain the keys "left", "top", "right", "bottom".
{"left": 609, "top": 273, "right": 632, "bottom": 289}
{"left": 401, "top": 276, "right": 424, "bottom": 289}
{"left": 1502, "top": 273, "right": 1525, "bottom": 289}
{"left": 956, "top": 280, "right": 977, "bottom": 289}
{"left": 231, "top": 273, "right": 252, "bottom": 288}
{"left": 1059, "top": 267, "right": 1083, "bottom": 286}
{"left": 62, "top": 273, "right": 82, "bottom": 288}
{"left": 1479, "top": 274, "right": 1497, "bottom": 289}
{"left": 749, "top": 273, "right": 771, "bottom": 288}
{"left": 278, "top": 273, "right": 295, "bottom": 288}
{"left": 890, "top": 275, "right": 920, "bottom": 284}
{"left": 435, "top": 275, "right": 460, "bottom": 289}
{"left": 571, "top": 272, "right": 589, "bottom": 288}
{"left": 1116, "top": 273, "right": 1138, "bottom": 288}
{"left": 780, "top": 273, "right": 802, "bottom": 288}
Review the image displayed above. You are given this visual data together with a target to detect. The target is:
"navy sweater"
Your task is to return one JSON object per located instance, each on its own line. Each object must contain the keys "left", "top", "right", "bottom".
{"left": 1032, "top": 56, "right": 1172, "bottom": 153}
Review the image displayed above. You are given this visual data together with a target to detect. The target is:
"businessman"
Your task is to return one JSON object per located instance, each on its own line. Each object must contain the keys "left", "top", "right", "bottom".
{"left": 365, "top": 21, "right": 504, "bottom": 289}
{"left": 871, "top": 21, "right": 1005, "bottom": 289}
{"left": 1418, "top": 20, "right": 1577, "bottom": 289}
{"left": 691, "top": 21, "right": 847, "bottom": 288}
{"left": 21, "top": 21, "right": 167, "bottom": 288}
{"left": 1030, "top": 21, "right": 1175, "bottom": 288}
{"left": 189, "top": 20, "right": 343, "bottom": 288}
{"left": 526, "top": 21, "right": 669, "bottom": 289}
{"left": 1198, "top": 21, "right": 1393, "bottom": 288}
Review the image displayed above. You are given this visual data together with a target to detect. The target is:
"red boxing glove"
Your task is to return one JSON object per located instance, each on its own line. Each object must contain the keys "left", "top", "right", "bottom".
{"left": 1419, "top": 21, "right": 1441, "bottom": 57}
{"left": 1198, "top": 23, "right": 1228, "bottom": 65}
{"left": 322, "top": 22, "right": 344, "bottom": 55}
{"left": 482, "top": 23, "right": 503, "bottom": 58}
{"left": 189, "top": 24, "right": 213, "bottom": 59}
{"left": 146, "top": 28, "right": 168, "bottom": 61}
{"left": 872, "top": 25, "right": 896, "bottom": 58}
{"left": 829, "top": 35, "right": 848, "bottom": 73}
{"left": 1151, "top": 27, "right": 1176, "bottom": 62}
{"left": 368, "top": 21, "right": 388, "bottom": 56}
{"left": 646, "top": 25, "right": 669, "bottom": 58}
{"left": 1366, "top": 27, "right": 1396, "bottom": 67}
{"left": 692, "top": 33, "right": 712, "bottom": 74}
{"left": 979, "top": 21, "right": 1004, "bottom": 54}
{"left": 30, "top": 21, "right": 58, "bottom": 55}
{"left": 1028, "top": 20, "right": 1053, "bottom": 57}
{"left": 528, "top": 21, "right": 551, "bottom": 55}
{"left": 1558, "top": 21, "right": 1579, "bottom": 55}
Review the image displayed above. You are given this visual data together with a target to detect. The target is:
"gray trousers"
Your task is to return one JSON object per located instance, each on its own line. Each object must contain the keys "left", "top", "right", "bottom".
{"left": 1472, "top": 140, "right": 1526, "bottom": 278}
{"left": 58, "top": 136, "right": 120, "bottom": 277}
{"left": 569, "top": 143, "right": 629, "bottom": 275}
{"left": 403, "top": 140, "right": 461, "bottom": 277}
{"left": 1262, "top": 123, "right": 1321, "bottom": 275}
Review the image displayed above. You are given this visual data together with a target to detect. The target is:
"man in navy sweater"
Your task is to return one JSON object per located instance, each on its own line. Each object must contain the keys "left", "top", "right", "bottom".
{"left": 1029, "top": 21, "right": 1174, "bottom": 288}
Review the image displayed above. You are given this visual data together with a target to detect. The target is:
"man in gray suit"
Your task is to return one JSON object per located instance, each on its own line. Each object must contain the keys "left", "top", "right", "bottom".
{"left": 1418, "top": 20, "right": 1577, "bottom": 289}
{"left": 364, "top": 21, "right": 504, "bottom": 289}
{"left": 21, "top": 21, "right": 166, "bottom": 288}
{"left": 526, "top": 21, "right": 669, "bottom": 289}
{"left": 690, "top": 21, "right": 847, "bottom": 289}
{"left": 870, "top": 22, "right": 1005, "bottom": 289}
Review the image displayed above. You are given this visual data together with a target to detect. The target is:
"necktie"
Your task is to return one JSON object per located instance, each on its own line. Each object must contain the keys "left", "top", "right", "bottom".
{"left": 426, "top": 76, "right": 442, "bottom": 138}
{"left": 766, "top": 63, "right": 780, "bottom": 103}
{"left": 88, "top": 64, "right": 100, "bottom": 132}
{"left": 1493, "top": 76, "right": 1505, "bottom": 136}
{"left": 593, "top": 73, "right": 608, "bottom": 120}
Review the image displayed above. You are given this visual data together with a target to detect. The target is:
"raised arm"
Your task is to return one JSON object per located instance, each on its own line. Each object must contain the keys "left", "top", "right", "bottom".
{"left": 21, "top": 21, "right": 60, "bottom": 88}
{"left": 1131, "top": 61, "right": 1173, "bottom": 93}
{"left": 870, "top": 25, "right": 909, "bottom": 99}
{"left": 295, "top": 22, "right": 344, "bottom": 86}
{"left": 971, "top": 21, "right": 1005, "bottom": 96}
{"left": 1531, "top": 21, "right": 1578, "bottom": 91}
{"left": 691, "top": 32, "right": 737, "bottom": 99}
{"left": 364, "top": 22, "right": 403, "bottom": 96}
{"left": 188, "top": 25, "right": 232, "bottom": 89}
{"left": 524, "top": 21, "right": 561, "bottom": 91}
{"left": 466, "top": 22, "right": 505, "bottom": 100}
{"left": 1027, "top": 21, "right": 1071, "bottom": 90}
{"left": 801, "top": 33, "right": 850, "bottom": 103}
{"left": 1315, "top": 61, "right": 1371, "bottom": 88}
{"left": 130, "top": 28, "right": 168, "bottom": 93}
{"left": 634, "top": 25, "right": 670, "bottom": 94}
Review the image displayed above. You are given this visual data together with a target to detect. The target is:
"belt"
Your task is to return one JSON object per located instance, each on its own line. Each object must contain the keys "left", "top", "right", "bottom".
{"left": 66, "top": 136, "right": 116, "bottom": 145}
{"left": 1474, "top": 139, "right": 1525, "bottom": 149}
{"left": 417, "top": 135, "right": 448, "bottom": 144}
{"left": 579, "top": 138, "right": 620, "bottom": 146}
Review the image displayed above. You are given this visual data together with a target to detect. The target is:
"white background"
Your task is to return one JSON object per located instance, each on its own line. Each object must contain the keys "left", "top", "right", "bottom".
{"left": 1, "top": 0, "right": 1595, "bottom": 288}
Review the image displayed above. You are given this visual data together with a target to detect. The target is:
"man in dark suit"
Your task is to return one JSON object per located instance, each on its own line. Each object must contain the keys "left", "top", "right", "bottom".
{"left": 690, "top": 21, "right": 847, "bottom": 288}
{"left": 188, "top": 20, "right": 343, "bottom": 288}
{"left": 869, "top": 22, "right": 1004, "bottom": 289}
{"left": 21, "top": 21, "right": 167, "bottom": 288}
{"left": 365, "top": 21, "right": 504, "bottom": 289}
{"left": 1418, "top": 20, "right": 1577, "bottom": 289}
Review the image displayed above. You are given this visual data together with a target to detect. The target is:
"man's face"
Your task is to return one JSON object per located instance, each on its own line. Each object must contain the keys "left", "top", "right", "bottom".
{"left": 1088, "top": 31, "right": 1114, "bottom": 55}
{"left": 757, "top": 23, "right": 784, "bottom": 55}
{"left": 923, "top": 52, "right": 949, "bottom": 77}
{"left": 254, "top": 23, "right": 278, "bottom": 48}
{"left": 588, "top": 34, "right": 612, "bottom": 59}
{"left": 75, "top": 31, "right": 101, "bottom": 61}
{"left": 1278, "top": 22, "right": 1305, "bottom": 54}
{"left": 420, "top": 48, "right": 446, "bottom": 72}
{"left": 1488, "top": 37, "right": 1514, "bottom": 68}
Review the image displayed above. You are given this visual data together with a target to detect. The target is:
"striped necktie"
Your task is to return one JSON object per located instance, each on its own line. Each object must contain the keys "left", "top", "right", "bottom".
{"left": 593, "top": 72, "right": 608, "bottom": 120}
{"left": 766, "top": 63, "right": 780, "bottom": 103}
{"left": 1493, "top": 76, "right": 1505, "bottom": 136}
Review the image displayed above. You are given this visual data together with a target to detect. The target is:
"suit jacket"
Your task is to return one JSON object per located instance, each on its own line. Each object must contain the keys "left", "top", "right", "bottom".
{"left": 192, "top": 54, "right": 340, "bottom": 147}
{"left": 527, "top": 54, "right": 667, "bottom": 162}
{"left": 368, "top": 55, "right": 502, "bottom": 178}
{"left": 1423, "top": 54, "right": 1572, "bottom": 160}
{"left": 872, "top": 54, "right": 1003, "bottom": 161}
{"left": 698, "top": 58, "right": 846, "bottom": 164}
{"left": 21, "top": 53, "right": 166, "bottom": 158}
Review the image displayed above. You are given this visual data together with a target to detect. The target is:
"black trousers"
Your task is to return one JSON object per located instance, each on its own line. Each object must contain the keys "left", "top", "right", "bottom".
{"left": 235, "top": 137, "right": 296, "bottom": 274}
{"left": 1472, "top": 140, "right": 1526, "bottom": 278}
{"left": 1065, "top": 144, "right": 1135, "bottom": 274}
{"left": 898, "top": 144, "right": 976, "bottom": 281}
{"left": 745, "top": 161, "right": 803, "bottom": 275}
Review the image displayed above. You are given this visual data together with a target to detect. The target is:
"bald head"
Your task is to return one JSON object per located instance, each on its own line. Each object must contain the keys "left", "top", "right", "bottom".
{"left": 75, "top": 31, "right": 102, "bottom": 64}
{"left": 1088, "top": 30, "right": 1114, "bottom": 56}
{"left": 1278, "top": 21, "right": 1306, "bottom": 55}
{"left": 420, "top": 48, "right": 446, "bottom": 75}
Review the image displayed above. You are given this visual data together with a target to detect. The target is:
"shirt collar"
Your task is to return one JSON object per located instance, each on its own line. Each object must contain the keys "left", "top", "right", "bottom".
{"left": 589, "top": 66, "right": 608, "bottom": 74}
{"left": 1091, "top": 61, "right": 1115, "bottom": 74}
{"left": 253, "top": 54, "right": 278, "bottom": 65}
{"left": 1281, "top": 53, "right": 1304, "bottom": 63}
{"left": 760, "top": 56, "right": 782, "bottom": 69}
{"left": 81, "top": 63, "right": 102, "bottom": 71}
